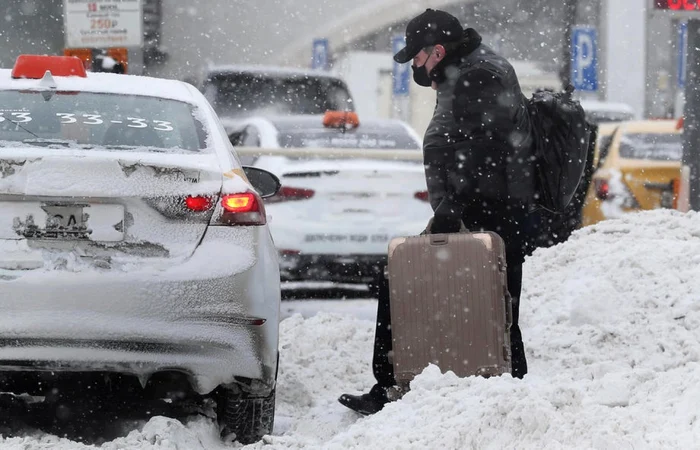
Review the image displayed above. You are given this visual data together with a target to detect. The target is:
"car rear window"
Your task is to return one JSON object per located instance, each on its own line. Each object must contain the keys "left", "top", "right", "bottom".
{"left": 204, "top": 74, "right": 353, "bottom": 118}
{"left": 277, "top": 129, "right": 420, "bottom": 150}
{"left": 618, "top": 133, "right": 682, "bottom": 161}
{"left": 0, "top": 90, "right": 206, "bottom": 152}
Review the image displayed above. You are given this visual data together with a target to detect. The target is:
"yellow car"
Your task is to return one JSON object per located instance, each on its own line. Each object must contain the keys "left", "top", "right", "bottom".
{"left": 582, "top": 120, "right": 682, "bottom": 227}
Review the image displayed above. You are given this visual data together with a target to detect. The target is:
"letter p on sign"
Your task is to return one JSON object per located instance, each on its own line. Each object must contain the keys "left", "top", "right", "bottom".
{"left": 571, "top": 26, "right": 598, "bottom": 92}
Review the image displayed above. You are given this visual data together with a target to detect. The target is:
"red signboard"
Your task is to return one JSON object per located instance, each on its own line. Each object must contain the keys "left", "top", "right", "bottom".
{"left": 655, "top": 0, "right": 700, "bottom": 10}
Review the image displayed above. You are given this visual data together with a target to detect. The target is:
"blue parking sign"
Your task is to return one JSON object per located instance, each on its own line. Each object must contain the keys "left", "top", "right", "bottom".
{"left": 679, "top": 22, "right": 688, "bottom": 88}
{"left": 312, "top": 38, "right": 329, "bottom": 71}
{"left": 392, "top": 35, "right": 410, "bottom": 96}
{"left": 571, "top": 26, "right": 598, "bottom": 92}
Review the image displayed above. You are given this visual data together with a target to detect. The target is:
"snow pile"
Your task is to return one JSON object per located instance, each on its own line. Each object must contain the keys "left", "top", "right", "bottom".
{"left": 2, "top": 210, "right": 700, "bottom": 449}
{"left": 321, "top": 210, "right": 700, "bottom": 449}
{"left": 0, "top": 417, "right": 227, "bottom": 450}
{"left": 270, "top": 313, "right": 375, "bottom": 445}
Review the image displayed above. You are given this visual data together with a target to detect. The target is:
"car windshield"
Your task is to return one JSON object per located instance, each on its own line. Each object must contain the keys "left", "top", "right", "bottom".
{"left": 277, "top": 128, "right": 420, "bottom": 150}
{"left": 0, "top": 90, "right": 207, "bottom": 152}
{"left": 204, "top": 74, "right": 353, "bottom": 118}
{"left": 618, "top": 132, "right": 682, "bottom": 161}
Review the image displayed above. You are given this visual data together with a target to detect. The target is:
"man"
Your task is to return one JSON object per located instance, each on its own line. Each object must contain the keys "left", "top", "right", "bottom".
{"left": 339, "top": 8, "right": 534, "bottom": 415}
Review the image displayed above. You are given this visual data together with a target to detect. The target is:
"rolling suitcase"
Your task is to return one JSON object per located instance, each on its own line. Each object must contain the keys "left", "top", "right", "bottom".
{"left": 387, "top": 231, "right": 512, "bottom": 391}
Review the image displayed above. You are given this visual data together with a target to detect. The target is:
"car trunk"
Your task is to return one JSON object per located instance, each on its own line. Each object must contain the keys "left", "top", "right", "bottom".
{"left": 618, "top": 160, "right": 681, "bottom": 210}
{"left": 0, "top": 148, "right": 222, "bottom": 271}
{"left": 272, "top": 160, "right": 427, "bottom": 223}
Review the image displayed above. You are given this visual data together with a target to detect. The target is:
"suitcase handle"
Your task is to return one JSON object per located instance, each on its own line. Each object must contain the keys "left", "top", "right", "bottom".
{"left": 421, "top": 219, "right": 469, "bottom": 236}
{"left": 505, "top": 291, "right": 513, "bottom": 327}
{"left": 429, "top": 234, "right": 449, "bottom": 245}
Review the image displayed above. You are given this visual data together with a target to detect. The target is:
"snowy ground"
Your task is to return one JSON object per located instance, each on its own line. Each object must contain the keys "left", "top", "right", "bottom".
{"left": 1, "top": 210, "right": 700, "bottom": 449}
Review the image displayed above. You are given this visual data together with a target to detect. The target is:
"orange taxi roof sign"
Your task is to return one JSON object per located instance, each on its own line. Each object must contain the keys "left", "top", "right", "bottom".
{"left": 323, "top": 111, "right": 360, "bottom": 129}
{"left": 12, "top": 55, "right": 87, "bottom": 79}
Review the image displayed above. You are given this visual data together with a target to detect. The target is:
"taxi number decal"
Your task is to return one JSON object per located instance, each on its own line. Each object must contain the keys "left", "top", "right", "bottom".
{"left": 54, "top": 113, "right": 175, "bottom": 131}
{"left": 0, "top": 111, "right": 174, "bottom": 132}
{"left": 0, "top": 112, "right": 33, "bottom": 123}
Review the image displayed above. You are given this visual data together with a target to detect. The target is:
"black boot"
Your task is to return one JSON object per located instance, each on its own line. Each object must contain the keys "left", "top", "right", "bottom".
{"left": 338, "top": 385, "right": 389, "bottom": 415}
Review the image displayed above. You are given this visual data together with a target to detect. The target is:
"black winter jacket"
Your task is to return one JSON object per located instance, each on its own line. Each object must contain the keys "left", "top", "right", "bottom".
{"left": 423, "top": 29, "right": 534, "bottom": 212}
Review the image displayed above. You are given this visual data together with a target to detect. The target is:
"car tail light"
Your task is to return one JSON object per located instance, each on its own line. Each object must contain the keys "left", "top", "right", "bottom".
{"left": 185, "top": 195, "right": 214, "bottom": 212}
{"left": 222, "top": 193, "right": 258, "bottom": 213}
{"left": 596, "top": 177, "right": 640, "bottom": 208}
{"left": 145, "top": 195, "right": 217, "bottom": 221}
{"left": 212, "top": 192, "right": 266, "bottom": 226}
{"left": 414, "top": 191, "right": 430, "bottom": 202}
{"left": 265, "top": 186, "right": 315, "bottom": 204}
{"left": 595, "top": 179, "right": 610, "bottom": 200}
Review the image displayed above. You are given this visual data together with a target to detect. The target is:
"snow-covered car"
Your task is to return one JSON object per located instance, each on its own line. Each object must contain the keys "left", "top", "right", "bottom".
{"left": 229, "top": 112, "right": 433, "bottom": 286}
{"left": 581, "top": 120, "right": 682, "bottom": 227}
{"left": 0, "top": 55, "right": 281, "bottom": 444}
{"left": 579, "top": 100, "right": 636, "bottom": 124}
{"left": 198, "top": 64, "right": 354, "bottom": 125}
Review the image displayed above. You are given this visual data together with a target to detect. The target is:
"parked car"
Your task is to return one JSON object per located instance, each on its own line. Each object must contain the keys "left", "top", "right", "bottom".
{"left": 0, "top": 55, "right": 281, "bottom": 444}
{"left": 230, "top": 112, "right": 432, "bottom": 286}
{"left": 581, "top": 120, "right": 681, "bottom": 226}
{"left": 198, "top": 64, "right": 354, "bottom": 125}
{"left": 580, "top": 100, "right": 636, "bottom": 124}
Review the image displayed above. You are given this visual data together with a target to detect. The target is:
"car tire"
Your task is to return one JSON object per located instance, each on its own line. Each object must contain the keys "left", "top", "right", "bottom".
{"left": 216, "top": 388, "right": 276, "bottom": 445}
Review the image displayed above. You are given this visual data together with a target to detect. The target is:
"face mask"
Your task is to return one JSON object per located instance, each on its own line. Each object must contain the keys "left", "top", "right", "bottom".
{"left": 411, "top": 64, "right": 432, "bottom": 87}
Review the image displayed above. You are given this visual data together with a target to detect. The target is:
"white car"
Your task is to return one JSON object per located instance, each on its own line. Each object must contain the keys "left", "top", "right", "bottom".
{"left": 228, "top": 113, "right": 433, "bottom": 286}
{"left": 0, "top": 55, "right": 281, "bottom": 444}
{"left": 579, "top": 100, "right": 636, "bottom": 124}
{"left": 198, "top": 64, "right": 355, "bottom": 124}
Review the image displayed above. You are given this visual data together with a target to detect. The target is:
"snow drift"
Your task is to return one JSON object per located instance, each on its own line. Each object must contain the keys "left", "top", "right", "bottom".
{"left": 1, "top": 210, "right": 699, "bottom": 449}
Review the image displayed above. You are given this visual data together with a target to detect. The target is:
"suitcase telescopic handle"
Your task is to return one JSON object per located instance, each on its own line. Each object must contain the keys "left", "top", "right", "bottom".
{"left": 505, "top": 291, "right": 513, "bottom": 327}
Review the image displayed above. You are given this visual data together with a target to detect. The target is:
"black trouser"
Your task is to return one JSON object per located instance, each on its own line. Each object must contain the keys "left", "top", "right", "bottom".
{"left": 369, "top": 201, "right": 529, "bottom": 391}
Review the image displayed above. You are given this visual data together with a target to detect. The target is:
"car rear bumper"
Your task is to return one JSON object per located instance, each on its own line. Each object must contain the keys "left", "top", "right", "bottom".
{"left": 0, "top": 227, "right": 281, "bottom": 395}
{"left": 280, "top": 253, "right": 386, "bottom": 283}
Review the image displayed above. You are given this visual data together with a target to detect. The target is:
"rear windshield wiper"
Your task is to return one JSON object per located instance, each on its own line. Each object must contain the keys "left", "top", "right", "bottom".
{"left": 101, "top": 145, "right": 199, "bottom": 154}
{"left": 22, "top": 138, "right": 75, "bottom": 147}
{"left": 101, "top": 145, "right": 168, "bottom": 153}
{"left": 284, "top": 171, "right": 340, "bottom": 178}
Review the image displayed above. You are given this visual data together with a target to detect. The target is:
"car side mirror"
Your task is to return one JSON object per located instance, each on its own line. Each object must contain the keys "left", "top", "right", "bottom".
{"left": 243, "top": 166, "right": 281, "bottom": 198}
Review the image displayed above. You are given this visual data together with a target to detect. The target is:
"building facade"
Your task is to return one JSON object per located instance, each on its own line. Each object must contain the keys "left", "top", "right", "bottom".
{"left": 0, "top": 0, "right": 685, "bottom": 120}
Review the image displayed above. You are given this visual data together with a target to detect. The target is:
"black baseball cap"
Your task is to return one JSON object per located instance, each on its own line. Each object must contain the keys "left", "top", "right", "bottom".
{"left": 393, "top": 9, "right": 464, "bottom": 64}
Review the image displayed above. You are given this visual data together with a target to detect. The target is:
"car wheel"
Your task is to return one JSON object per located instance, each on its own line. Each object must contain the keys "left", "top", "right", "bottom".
{"left": 216, "top": 388, "right": 276, "bottom": 444}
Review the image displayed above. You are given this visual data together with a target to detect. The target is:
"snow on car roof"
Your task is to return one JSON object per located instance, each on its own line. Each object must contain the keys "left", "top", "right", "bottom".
{"left": 0, "top": 69, "right": 199, "bottom": 104}
{"left": 205, "top": 64, "right": 344, "bottom": 80}
{"left": 263, "top": 114, "right": 414, "bottom": 134}
{"left": 579, "top": 100, "right": 636, "bottom": 114}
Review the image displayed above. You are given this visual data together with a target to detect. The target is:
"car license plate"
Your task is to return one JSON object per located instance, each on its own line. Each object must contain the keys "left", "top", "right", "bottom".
{"left": 304, "top": 234, "right": 389, "bottom": 243}
{"left": 41, "top": 204, "right": 90, "bottom": 238}
{"left": 2, "top": 202, "right": 125, "bottom": 242}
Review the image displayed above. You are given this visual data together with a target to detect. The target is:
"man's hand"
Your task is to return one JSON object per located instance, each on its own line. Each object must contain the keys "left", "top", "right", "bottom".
{"left": 429, "top": 198, "right": 464, "bottom": 234}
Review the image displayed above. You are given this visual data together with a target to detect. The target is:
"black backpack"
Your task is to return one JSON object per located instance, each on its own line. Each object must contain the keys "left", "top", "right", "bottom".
{"left": 527, "top": 85, "right": 592, "bottom": 213}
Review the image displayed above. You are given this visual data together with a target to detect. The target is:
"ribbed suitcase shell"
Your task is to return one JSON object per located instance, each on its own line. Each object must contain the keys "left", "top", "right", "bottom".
{"left": 387, "top": 232, "right": 512, "bottom": 389}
